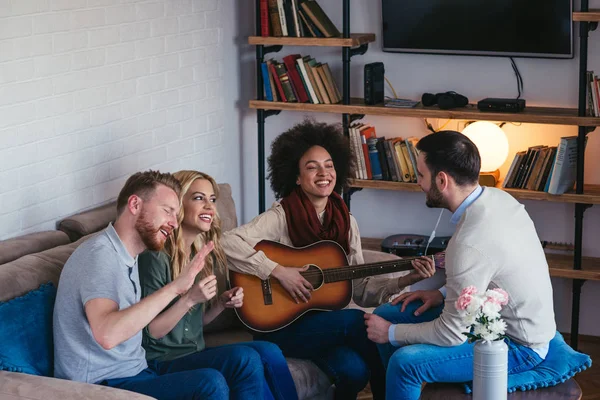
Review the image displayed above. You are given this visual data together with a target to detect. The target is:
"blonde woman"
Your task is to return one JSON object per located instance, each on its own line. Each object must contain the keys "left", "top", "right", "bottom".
{"left": 138, "top": 170, "right": 298, "bottom": 400}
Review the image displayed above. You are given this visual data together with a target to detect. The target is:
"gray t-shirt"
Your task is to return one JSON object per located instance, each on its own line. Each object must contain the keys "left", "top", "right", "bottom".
{"left": 53, "top": 224, "right": 147, "bottom": 383}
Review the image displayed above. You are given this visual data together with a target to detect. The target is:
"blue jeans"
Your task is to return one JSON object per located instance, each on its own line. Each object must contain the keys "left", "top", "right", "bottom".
{"left": 374, "top": 301, "right": 544, "bottom": 400}
{"left": 212, "top": 341, "right": 298, "bottom": 400}
{"left": 101, "top": 345, "right": 263, "bottom": 400}
{"left": 255, "top": 309, "right": 385, "bottom": 400}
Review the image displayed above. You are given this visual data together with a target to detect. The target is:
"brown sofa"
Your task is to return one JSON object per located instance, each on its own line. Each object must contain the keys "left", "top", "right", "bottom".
{"left": 0, "top": 183, "right": 401, "bottom": 400}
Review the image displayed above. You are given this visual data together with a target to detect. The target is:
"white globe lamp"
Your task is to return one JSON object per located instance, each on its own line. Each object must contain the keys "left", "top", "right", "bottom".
{"left": 462, "top": 121, "right": 509, "bottom": 186}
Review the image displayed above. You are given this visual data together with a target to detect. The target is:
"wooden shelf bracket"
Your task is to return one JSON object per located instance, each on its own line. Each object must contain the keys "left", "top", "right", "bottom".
{"left": 349, "top": 43, "right": 369, "bottom": 58}
{"left": 263, "top": 45, "right": 283, "bottom": 55}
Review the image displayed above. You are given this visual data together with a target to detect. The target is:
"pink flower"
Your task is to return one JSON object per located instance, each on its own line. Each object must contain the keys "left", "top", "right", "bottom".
{"left": 455, "top": 293, "right": 472, "bottom": 311}
{"left": 486, "top": 288, "right": 509, "bottom": 306}
{"left": 460, "top": 285, "right": 478, "bottom": 297}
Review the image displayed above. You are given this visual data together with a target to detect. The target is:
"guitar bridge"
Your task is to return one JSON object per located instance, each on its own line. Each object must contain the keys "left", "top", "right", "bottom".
{"left": 261, "top": 279, "right": 273, "bottom": 305}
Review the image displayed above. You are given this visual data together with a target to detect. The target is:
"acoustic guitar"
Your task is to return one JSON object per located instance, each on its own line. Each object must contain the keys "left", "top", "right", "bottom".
{"left": 229, "top": 240, "right": 445, "bottom": 333}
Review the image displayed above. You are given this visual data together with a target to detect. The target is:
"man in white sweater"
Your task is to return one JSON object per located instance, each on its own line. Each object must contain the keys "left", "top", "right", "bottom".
{"left": 364, "top": 130, "right": 556, "bottom": 399}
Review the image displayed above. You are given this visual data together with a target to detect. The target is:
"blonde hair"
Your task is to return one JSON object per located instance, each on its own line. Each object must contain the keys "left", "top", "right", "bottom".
{"left": 164, "top": 170, "right": 227, "bottom": 283}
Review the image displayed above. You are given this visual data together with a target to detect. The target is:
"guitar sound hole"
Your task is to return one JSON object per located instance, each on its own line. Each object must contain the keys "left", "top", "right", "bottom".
{"left": 302, "top": 264, "right": 324, "bottom": 290}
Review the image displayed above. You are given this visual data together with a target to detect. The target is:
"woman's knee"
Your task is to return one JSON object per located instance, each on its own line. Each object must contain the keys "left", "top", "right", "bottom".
{"left": 229, "top": 346, "right": 264, "bottom": 373}
{"left": 195, "top": 369, "right": 229, "bottom": 400}
{"left": 247, "top": 340, "right": 285, "bottom": 360}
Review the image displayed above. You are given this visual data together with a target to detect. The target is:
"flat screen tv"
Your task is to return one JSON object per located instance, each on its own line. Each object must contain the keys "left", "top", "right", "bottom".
{"left": 381, "top": 0, "right": 573, "bottom": 59}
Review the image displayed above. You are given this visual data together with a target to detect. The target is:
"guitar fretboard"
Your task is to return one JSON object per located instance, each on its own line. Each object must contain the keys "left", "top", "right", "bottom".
{"left": 312, "top": 254, "right": 443, "bottom": 283}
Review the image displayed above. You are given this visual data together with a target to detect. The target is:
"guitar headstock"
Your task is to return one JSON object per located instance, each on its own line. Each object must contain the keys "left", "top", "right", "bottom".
{"left": 433, "top": 252, "right": 445, "bottom": 269}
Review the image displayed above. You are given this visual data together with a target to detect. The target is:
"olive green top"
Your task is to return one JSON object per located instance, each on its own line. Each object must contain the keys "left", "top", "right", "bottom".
{"left": 138, "top": 250, "right": 206, "bottom": 362}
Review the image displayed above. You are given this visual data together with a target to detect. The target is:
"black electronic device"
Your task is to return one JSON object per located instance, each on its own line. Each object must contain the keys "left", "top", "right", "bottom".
{"left": 477, "top": 98, "right": 526, "bottom": 113}
{"left": 381, "top": 234, "right": 451, "bottom": 257}
{"left": 364, "top": 62, "right": 385, "bottom": 105}
{"left": 421, "top": 91, "right": 468, "bottom": 110}
{"left": 381, "top": 0, "right": 573, "bottom": 59}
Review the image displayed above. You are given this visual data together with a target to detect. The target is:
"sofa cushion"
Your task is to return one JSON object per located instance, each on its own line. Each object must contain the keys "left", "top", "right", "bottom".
{"left": 0, "top": 231, "right": 70, "bottom": 266}
{"left": 0, "top": 237, "right": 87, "bottom": 302}
{"left": 0, "top": 283, "right": 56, "bottom": 376}
{"left": 217, "top": 183, "right": 237, "bottom": 232}
{"left": 0, "top": 370, "right": 156, "bottom": 400}
{"left": 57, "top": 202, "right": 117, "bottom": 242}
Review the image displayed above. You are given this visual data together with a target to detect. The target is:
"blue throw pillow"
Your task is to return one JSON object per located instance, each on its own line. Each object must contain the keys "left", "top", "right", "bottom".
{"left": 0, "top": 283, "right": 56, "bottom": 376}
{"left": 464, "top": 331, "right": 592, "bottom": 393}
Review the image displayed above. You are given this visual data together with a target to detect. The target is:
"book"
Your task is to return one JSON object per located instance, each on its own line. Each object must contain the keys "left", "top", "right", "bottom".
{"left": 547, "top": 136, "right": 585, "bottom": 195}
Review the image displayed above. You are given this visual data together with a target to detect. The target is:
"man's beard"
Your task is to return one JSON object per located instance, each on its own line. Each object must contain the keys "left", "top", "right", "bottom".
{"left": 425, "top": 180, "right": 447, "bottom": 209}
{"left": 135, "top": 209, "right": 166, "bottom": 251}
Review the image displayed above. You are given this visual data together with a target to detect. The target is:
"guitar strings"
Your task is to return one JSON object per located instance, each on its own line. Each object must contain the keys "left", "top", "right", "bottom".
{"left": 296, "top": 254, "right": 443, "bottom": 280}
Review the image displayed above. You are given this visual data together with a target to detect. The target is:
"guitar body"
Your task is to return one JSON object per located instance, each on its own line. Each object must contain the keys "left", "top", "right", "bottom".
{"left": 229, "top": 240, "right": 352, "bottom": 333}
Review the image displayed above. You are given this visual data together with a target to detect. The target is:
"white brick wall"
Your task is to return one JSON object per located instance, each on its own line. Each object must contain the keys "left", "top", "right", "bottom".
{"left": 0, "top": 0, "right": 224, "bottom": 240}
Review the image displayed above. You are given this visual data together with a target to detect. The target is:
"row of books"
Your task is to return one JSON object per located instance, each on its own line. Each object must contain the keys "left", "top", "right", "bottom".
{"left": 349, "top": 123, "right": 420, "bottom": 182}
{"left": 586, "top": 70, "right": 599, "bottom": 117}
{"left": 260, "top": 0, "right": 340, "bottom": 38}
{"left": 261, "top": 54, "right": 341, "bottom": 104}
{"left": 502, "top": 136, "right": 585, "bottom": 195}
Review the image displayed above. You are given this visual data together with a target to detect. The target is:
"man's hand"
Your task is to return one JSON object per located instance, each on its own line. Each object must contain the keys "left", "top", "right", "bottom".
{"left": 364, "top": 313, "right": 392, "bottom": 344}
{"left": 219, "top": 287, "right": 244, "bottom": 309}
{"left": 184, "top": 275, "right": 218, "bottom": 306}
{"left": 271, "top": 264, "right": 313, "bottom": 303}
{"left": 391, "top": 289, "right": 444, "bottom": 316}
{"left": 172, "top": 241, "right": 214, "bottom": 295}
{"left": 408, "top": 256, "right": 436, "bottom": 281}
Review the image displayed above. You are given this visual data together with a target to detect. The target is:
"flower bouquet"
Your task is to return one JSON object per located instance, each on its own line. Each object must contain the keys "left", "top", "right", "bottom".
{"left": 455, "top": 285, "right": 509, "bottom": 343}
{"left": 456, "top": 286, "right": 510, "bottom": 400}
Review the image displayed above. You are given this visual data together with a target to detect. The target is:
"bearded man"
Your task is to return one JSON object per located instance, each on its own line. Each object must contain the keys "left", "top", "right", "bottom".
{"left": 364, "top": 131, "right": 556, "bottom": 400}
{"left": 53, "top": 170, "right": 262, "bottom": 400}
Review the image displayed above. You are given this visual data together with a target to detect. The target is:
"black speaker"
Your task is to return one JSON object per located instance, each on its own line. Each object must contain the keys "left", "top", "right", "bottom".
{"left": 364, "top": 62, "right": 385, "bottom": 105}
{"left": 421, "top": 91, "right": 468, "bottom": 110}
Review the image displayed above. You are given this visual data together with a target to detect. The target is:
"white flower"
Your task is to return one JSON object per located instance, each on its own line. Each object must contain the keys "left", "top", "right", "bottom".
{"left": 463, "top": 313, "right": 478, "bottom": 326}
{"left": 473, "top": 324, "right": 488, "bottom": 338}
{"left": 488, "top": 319, "right": 507, "bottom": 336}
{"left": 481, "top": 301, "right": 501, "bottom": 319}
{"left": 481, "top": 330, "right": 499, "bottom": 342}
{"left": 466, "top": 295, "right": 484, "bottom": 314}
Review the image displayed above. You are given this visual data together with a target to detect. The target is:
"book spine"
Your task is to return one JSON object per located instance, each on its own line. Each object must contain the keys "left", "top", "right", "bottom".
{"left": 261, "top": 62, "right": 273, "bottom": 101}
{"left": 367, "top": 138, "right": 383, "bottom": 180}
{"left": 260, "top": 0, "right": 270, "bottom": 37}
{"left": 267, "top": 0, "right": 282, "bottom": 37}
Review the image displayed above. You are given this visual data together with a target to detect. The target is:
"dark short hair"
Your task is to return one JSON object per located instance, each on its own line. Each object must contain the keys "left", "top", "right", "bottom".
{"left": 267, "top": 118, "right": 355, "bottom": 199}
{"left": 416, "top": 130, "right": 481, "bottom": 186}
{"left": 116, "top": 170, "right": 182, "bottom": 215}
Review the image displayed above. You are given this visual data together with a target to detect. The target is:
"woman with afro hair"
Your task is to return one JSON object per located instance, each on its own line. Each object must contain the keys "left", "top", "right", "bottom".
{"left": 222, "top": 119, "right": 435, "bottom": 400}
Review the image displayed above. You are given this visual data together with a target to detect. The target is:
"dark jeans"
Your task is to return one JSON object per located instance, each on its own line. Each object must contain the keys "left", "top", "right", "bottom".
{"left": 102, "top": 345, "right": 263, "bottom": 400}
{"left": 255, "top": 309, "right": 386, "bottom": 400}
{"left": 212, "top": 341, "right": 298, "bottom": 400}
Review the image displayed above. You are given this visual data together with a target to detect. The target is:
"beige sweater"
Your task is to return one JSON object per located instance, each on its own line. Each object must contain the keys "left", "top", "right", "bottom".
{"left": 222, "top": 202, "right": 404, "bottom": 307}
{"left": 391, "top": 188, "right": 556, "bottom": 348}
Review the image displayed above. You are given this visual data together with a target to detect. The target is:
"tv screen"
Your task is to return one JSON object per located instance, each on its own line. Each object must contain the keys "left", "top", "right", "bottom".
{"left": 381, "top": 0, "right": 573, "bottom": 59}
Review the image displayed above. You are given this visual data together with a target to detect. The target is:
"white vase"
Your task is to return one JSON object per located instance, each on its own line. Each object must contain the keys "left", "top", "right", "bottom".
{"left": 473, "top": 339, "right": 508, "bottom": 400}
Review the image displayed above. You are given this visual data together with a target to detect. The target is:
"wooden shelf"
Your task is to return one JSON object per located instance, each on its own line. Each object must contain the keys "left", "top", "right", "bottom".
{"left": 573, "top": 10, "right": 600, "bottom": 22}
{"left": 248, "top": 33, "right": 376, "bottom": 47}
{"left": 547, "top": 254, "right": 600, "bottom": 281}
{"left": 249, "top": 98, "right": 600, "bottom": 126}
{"left": 348, "top": 179, "right": 600, "bottom": 205}
{"left": 361, "top": 238, "right": 600, "bottom": 281}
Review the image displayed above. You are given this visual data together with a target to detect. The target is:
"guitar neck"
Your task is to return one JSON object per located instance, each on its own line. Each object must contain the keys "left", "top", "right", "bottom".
{"left": 320, "top": 257, "right": 419, "bottom": 283}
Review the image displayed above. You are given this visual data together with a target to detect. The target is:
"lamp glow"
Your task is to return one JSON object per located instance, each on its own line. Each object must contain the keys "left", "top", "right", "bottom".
{"left": 462, "top": 121, "right": 509, "bottom": 172}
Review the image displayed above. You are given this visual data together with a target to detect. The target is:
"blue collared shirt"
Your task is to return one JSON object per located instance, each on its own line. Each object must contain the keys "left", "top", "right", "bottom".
{"left": 450, "top": 185, "right": 483, "bottom": 225}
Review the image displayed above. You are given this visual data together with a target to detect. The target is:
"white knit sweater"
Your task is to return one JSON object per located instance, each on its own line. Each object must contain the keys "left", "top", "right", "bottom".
{"left": 391, "top": 187, "right": 556, "bottom": 348}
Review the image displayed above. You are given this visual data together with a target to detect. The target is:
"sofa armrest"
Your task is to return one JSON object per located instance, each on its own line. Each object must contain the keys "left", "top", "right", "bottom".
{"left": 0, "top": 371, "right": 155, "bottom": 400}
